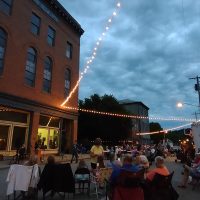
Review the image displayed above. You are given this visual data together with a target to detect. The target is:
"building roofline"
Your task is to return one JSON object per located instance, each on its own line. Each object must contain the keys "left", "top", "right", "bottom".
{"left": 120, "top": 101, "right": 149, "bottom": 110}
{"left": 44, "top": 0, "right": 84, "bottom": 36}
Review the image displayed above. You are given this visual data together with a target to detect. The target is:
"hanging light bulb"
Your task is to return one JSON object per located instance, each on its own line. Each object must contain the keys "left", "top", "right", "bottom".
{"left": 60, "top": 1, "right": 122, "bottom": 107}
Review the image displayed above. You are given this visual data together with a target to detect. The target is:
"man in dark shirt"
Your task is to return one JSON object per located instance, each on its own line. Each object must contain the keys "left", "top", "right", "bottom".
{"left": 71, "top": 141, "right": 79, "bottom": 163}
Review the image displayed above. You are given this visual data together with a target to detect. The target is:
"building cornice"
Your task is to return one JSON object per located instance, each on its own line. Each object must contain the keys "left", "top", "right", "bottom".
{"left": 0, "top": 92, "right": 78, "bottom": 119}
{"left": 33, "top": 0, "right": 84, "bottom": 36}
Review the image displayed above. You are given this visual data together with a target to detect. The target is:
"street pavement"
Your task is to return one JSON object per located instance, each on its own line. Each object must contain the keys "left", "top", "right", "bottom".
{"left": 0, "top": 156, "right": 199, "bottom": 200}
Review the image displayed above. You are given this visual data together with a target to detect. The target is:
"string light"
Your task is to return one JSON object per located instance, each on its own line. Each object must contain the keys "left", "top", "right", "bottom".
{"left": 136, "top": 122, "right": 193, "bottom": 136}
{"left": 61, "top": 1, "right": 121, "bottom": 107}
{"left": 64, "top": 106, "right": 196, "bottom": 122}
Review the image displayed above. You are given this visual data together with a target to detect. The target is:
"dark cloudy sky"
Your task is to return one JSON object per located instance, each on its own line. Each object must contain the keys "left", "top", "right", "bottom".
{"left": 58, "top": 0, "right": 200, "bottom": 129}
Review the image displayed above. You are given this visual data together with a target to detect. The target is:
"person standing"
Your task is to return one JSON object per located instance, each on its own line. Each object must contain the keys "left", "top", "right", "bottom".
{"left": 71, "top": 141, "right": 79, "bottom": 163}
{"left": 90, "top": 138, "right": 104, "bottom": 169}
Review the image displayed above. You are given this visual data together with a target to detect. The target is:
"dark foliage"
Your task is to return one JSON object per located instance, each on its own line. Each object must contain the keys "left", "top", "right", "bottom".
{"left": 78, "top": 94, "right": 132, "bottom": 143}
{"left": 149, "top": 122, "right": 163, "bottom": 143}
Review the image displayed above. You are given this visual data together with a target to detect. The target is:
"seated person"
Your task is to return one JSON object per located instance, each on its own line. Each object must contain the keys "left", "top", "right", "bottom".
{"left": 75, "top": 159, "right": 89, "bottom": 181}
{"left": 47, "top": 155, "right": 56, "bottom": 165}
{"left": 77, "top": 159, "right": 88, "bottom": 169}
{"left": 135, "top": 154, "right": 149, "bottom": 169}
{"left": 146, "top": 156, "right": 169, "bottom": 181}
{"left": 106, "top": 153, "right": 122, "bottom": 169}
{"left": 110, "top": 154, "right": 141, "bottom": 185}
{"left": 178, "top": 153, "right": 200, "bottom": 188}
{"left": 16, "top": 144, "right": 26, "bottom": 163}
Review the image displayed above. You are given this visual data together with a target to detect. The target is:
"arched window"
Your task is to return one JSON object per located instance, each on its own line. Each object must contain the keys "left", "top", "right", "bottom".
{"left": 43, "top": 56, "right": 52, "bottom": 93}
{"left": 64, "top": 68, "right": 71, "bottom": 96}
{"left": 25, "top": 47, "right": 37, "bottom": 86}
{"left": 0, "top": 28, "right": 7, "bottom": 75}
{"left": 0, "top": 0, "right": 13, "bottom": 15}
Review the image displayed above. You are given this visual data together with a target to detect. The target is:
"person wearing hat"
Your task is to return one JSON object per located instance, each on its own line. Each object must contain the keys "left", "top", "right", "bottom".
{"left": 90, "top": 138, "right": 104, "bottom": 169}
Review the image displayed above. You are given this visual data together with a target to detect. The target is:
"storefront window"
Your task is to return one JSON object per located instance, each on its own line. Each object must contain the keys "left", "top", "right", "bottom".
{"left": 37, "top": 128, "right": 48, "bottom": 149}
{"left": 0, "top": 110, "right": 28, "bottom": 123}
{"left": 0, "top": 125, "right": 9, "bottom": 150}
{"left": 37, "top": 128, "right": 59, "bottom": 150}
{"left": 49, "top": 129, "right": 59, "bottom": 149}
{"left": 11, "top": 126, "right": 26, "bottom": 150}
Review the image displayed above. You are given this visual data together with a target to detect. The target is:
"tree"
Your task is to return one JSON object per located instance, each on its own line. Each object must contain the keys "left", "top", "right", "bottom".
{"left": 149, "top": 122, "right": 163, "bottom": 143}
{"left": 78, "top": 94, "right": 132, "bottom": 143}
{"left": 166, "top": 129, "right": 189, "bottom": 144}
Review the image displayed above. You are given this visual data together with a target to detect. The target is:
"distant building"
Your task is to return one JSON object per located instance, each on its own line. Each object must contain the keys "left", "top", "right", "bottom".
{"left": 0, "top": 0, "right": 84, "bottom": 155}
{"left": 119, "top": 99, "right": 150, "bottom": 142}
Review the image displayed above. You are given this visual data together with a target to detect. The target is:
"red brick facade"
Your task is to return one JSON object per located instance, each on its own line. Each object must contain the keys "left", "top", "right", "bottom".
{"left": 0, "top": 0, "right": 83, "bottom": 154}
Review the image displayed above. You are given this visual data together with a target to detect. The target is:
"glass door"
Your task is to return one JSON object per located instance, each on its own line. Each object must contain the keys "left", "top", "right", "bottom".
{"left": 49, "top": 129, "right": 59, "bottom": 149}
{"left": 0, "top": 125, "right": 10, "bottom": 150}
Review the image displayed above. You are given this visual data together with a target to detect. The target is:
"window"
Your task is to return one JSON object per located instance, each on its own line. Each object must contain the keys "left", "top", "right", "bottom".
{"left": 66, "top": 42, "right": 73, "bottom": 59}
{"left": 47, "top": 26, "right": 55, "bottom": 46}
{"left": 0, "top": 110, "right": 28, "bottom": 123}
{"left": 43, "top": 57, "right": 52, "bottom": 93}
{"left": 64, "top": 68, "right": 71, "bottom": 96}
{"left": 33, "top": 0, "right": 58, "bottom": 22}
{"left": 0, "top": 0, "right": 12, "bottom": 15}
{"left": 31, "top": 13, "right": 41, "bottom": 35}
{"left": 37, "top": 128, "right": 59, "bottom": 149}
{"left": 25, "top": 47, "right": 37, "bottom": 87}
{"left": 0, "top": 28, "right": 7, "bottom": 75}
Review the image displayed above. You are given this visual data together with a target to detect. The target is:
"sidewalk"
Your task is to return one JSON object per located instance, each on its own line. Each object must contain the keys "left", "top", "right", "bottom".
{"left": 0, "top": 154, "right": 90, "bottom": 170}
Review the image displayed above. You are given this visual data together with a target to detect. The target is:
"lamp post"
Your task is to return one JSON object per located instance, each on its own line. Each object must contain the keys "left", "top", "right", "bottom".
{"left": 176, "top": 102, "right": 200, "bottom": 108}
{"left": 176, "top": 102, "right": 200, "bottom": 121}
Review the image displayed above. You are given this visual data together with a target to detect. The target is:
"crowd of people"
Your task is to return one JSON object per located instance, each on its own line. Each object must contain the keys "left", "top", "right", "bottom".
{"left": 8, "top": 137, "right": 200, "bottom": 199}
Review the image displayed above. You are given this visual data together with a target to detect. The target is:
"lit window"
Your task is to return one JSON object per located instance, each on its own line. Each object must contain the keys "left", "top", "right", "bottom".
{"left": 0, "top": 0, "right": 13, "bottom": 15}
{"left": 47, "top": 26, "right": 55, "bottom": 46}
{"left": 0, "top": 28, "right": 7, "bottom": 75}
{"left": 64, "top": 68, "right": 71, "bottom": 96}
{"left": 31, "top": 13, "right": 41, "bottom": 35}
{"left": 43, "top": 57, "right": 52, "bottom": 93}
{"left": 66, "top": 42, "right": 73, "bottom": 59}
{"left": 25, "top": 47, "right": 37, "bottom": 87}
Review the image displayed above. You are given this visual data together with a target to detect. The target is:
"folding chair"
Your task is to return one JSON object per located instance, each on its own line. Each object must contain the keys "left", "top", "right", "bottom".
{"left": 38, "top": 163, "right": 75, "bottom": 200}
{"left": 90, "top": 168, "right": 113, "bottom": 199}
{"left": 6, "top": 164, "right": 40, "bottom": 200}
{"left": 74, "top": 168, "right": 90, "bottom": 195}
{"left": 111, "top": 168, "right": 145, "bottom": 200}
{"left": 149, "top": 171, "right": 179, "bottom": 200}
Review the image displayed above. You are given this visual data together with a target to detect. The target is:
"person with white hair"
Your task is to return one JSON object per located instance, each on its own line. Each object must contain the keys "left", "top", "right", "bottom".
{"left": 146, "top": 156, "right": 169, "bottom": 181}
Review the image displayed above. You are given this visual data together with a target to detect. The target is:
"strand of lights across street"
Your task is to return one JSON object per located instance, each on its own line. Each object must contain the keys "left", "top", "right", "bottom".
{"left": 61, "top": 1, "right": 121, "bottom": 107}
{"left": 64, "top": 106, "right": 196, "bottom": 122}
{"left": 136, "top": 122, "right": 193, "bottom": 136}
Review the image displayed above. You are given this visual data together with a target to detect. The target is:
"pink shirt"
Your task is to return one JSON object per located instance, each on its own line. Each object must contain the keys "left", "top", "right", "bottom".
{"left": 146, "top": 166, "right": 169, "bottom": 181}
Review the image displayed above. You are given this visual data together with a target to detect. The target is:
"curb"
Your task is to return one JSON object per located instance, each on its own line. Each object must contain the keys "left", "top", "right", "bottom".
{"left": 0, "top": 155, "right": 91, "bottom": 170}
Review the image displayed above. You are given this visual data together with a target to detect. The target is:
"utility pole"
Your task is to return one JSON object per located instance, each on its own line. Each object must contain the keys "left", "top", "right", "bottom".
{"left": 189, "top": 76, "right": 200, "bottom": 109}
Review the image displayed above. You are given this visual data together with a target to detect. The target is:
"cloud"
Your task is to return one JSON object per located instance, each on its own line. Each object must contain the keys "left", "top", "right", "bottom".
{"left": 58, "top": 0, "right": 200, "bottom": 128}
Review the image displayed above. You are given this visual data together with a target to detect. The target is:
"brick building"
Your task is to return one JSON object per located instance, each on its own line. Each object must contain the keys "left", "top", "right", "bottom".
{"left": 0, "top": 0, "right": 83, "bottom": 155}
{"left": 120, "top": 99, "right": 150, "bottom": 142}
